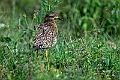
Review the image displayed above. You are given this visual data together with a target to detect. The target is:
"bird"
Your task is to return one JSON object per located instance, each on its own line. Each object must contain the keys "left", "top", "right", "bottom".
{"left": 33, "top": 12, "right": 62, "bottom": 66}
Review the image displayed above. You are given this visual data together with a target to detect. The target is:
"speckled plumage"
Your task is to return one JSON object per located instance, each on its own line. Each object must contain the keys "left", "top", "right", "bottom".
{"left": 33, "top": 12, "right": 61, "bottom": 51}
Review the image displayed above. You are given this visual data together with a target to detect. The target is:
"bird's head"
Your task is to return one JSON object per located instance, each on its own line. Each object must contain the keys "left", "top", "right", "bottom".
{"left": 44, "top": 12, "right": 62, "bottom": 22}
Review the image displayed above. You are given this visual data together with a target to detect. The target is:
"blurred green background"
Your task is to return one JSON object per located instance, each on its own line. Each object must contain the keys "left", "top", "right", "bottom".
{"left": 0, "top": 0, "right": 120, "bottom": 80}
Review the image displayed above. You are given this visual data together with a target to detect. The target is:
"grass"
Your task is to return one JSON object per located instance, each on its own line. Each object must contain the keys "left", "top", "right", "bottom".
{"left": 0, "top": 21, "right": 120, "bottom": 79}
{"left": 0, "top": 0, "right": 120, "bottom": 80}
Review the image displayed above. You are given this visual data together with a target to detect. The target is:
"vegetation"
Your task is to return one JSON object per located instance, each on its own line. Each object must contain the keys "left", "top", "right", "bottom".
{"left": 0, "top": 0, "right": 120, "bottom": 80}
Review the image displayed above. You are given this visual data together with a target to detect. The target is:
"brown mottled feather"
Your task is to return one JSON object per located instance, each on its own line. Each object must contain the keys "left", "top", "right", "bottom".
{"left": 33, "top": 21, "right": 58, "bottom": 51}
{"left": 33, "top": 12, "right": 62, "bottom": 51}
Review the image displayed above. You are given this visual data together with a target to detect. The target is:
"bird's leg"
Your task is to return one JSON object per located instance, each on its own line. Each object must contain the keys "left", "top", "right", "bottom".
{"left": 45, "top": 50, "right": 49, "bottom": 70}
{"left": 45, "top": 50, "right": 48, "bottom": 61}
{"left": 36, "top": 50, "right": 39, "bottom": 60}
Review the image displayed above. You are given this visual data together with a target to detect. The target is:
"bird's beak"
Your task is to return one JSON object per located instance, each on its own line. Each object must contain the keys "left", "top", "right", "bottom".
{"left": 54, "top": 16, "right": 63, "bottom": 20}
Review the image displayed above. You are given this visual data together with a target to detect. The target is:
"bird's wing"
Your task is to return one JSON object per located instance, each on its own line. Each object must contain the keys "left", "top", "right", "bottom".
{"left": 33, "top": 23, "right": 51, "bottom": 50}
{"left": 33, "top": 23, "right": 57, "bottom": 50}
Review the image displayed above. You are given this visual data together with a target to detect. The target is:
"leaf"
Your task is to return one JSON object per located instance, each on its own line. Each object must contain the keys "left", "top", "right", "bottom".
{"left": 0, "top": 37, "right": 12, "bottom": 42}
{"left": 0, "top": 23, "right": 5, "bottom": 28}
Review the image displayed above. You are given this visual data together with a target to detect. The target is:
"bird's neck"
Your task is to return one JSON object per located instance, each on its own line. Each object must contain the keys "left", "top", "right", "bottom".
{"left": 44, "top": 18, "right": 54, "bottom": 22}
{"left": 44, "top": 20, "right": 55, "bottom": 24}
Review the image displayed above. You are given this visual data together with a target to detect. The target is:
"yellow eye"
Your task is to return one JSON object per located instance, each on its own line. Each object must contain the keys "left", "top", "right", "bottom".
{"left": 54, "top": 16, "right": 59, "bottom": 19}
